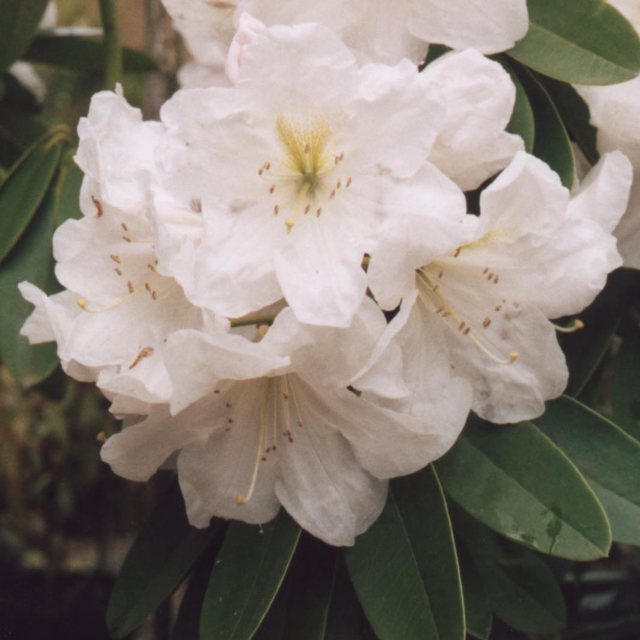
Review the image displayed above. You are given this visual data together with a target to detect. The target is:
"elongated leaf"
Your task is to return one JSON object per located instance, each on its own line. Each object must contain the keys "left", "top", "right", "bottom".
{"left": 52, "top": 154, "right": 83, "bottom": 225}
{"left": 23, "top": 35, "right": 158, "bottom": 74}
{"left": 508, "top": 0, "right": 640, "bottom": 84}
{"left": 0, "top": 0, "right": 49, "bottom": 72}
{"left": 0, "top": 130, "right": 66, "bottom": 263}
{"left": 512, "top": 63, "right": 575, "bottom": 188}
{"left": 0, "top": 103, "right": 48, "bottom": 166}
{"left": 539, "top": 75, "right": 600, "bottom": 165}
{"left": 107, "top": 480, "right": 224, "bottom": 638}
{"left": 612, "top": 323, "right": 640, "bottom": 441}
{"left": 534, "top": 395, "right": 640, "bottom": 546}
{"left": 200, "top": 511, "right": 300, "bottom": 640}
{"left": 0, "top": 185, "right": 58, "bottom": 385}
{"left": 499, "top": 59, "right": 535, "bottom": 153}
{"left": 345, "top": 467, "right": 464, "bottom": 640}
{"left": 561, "top": 269, "right": 634, "bottom": 397}
{"left": 457, "top": 546, "right": 492, "bottom": 640}
{"left": 436, "top": 419, "right": 611, "bottom": 561}
{"left": 453, "top": 506, "right": 566, "bottom": 634}
{"left": 254, "top": 537, "right": 362, "bottom": 640}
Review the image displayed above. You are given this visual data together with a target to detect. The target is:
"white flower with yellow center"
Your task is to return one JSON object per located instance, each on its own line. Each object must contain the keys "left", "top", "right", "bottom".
{"left": 368, "top": 151, "right": 632, "bottom": 423}
{"left": 101, "top": 299, "right": 468, "bottom": 546}
{"left": 19, "top": 91, "right": 225, "bottom": 415}
{"left": 152, "top": 23, "right": 520, "bottom": 328}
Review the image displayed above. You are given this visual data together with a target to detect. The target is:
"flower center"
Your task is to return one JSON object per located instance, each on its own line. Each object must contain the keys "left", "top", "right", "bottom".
{"left": 258, "top": 115, "right": 352, "bottom": 232}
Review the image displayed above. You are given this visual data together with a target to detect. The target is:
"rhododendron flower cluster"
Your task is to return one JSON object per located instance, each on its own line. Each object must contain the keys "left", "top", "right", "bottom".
{"left": 20, "top": 11, "right": 634, "bottom": 545}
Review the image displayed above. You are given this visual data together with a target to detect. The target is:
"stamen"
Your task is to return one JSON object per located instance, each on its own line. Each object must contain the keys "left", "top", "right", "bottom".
{"left": 91, "top": 195, "right": 103, "bottom": 217}
{"left": 552, "top": 319, "right": 584, "bottom": 334}
{"left": 128, "top": 346, "right": 154, "bottom": 369}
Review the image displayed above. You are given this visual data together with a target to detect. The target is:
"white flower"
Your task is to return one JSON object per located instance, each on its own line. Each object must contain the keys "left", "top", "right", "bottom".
{"left": 162, "top": 0, "right": 528, "bottom": 80}
{"left": 101, "top": 299, "right": 467, "bottom": 546}
{"left": 574, "top": 0, "right": 640, "bottom": 269}
{"left": 20, "top": 91, "right": 218, "bottom": 414}
{"left": 368, "top": 151, "right": 632, "bottom": 424}
{"left": 152, "top": 24, "right": 520, "bottom": 329}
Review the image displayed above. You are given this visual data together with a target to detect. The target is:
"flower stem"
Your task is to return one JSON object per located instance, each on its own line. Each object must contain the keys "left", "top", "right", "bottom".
{"left": 98, "top": 0, "right": 123, "bottom": 89}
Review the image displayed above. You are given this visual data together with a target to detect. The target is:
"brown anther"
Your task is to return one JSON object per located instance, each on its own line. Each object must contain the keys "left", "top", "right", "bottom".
{"left": 274, "top": 204, "right": 280, "bottom": 216}
{"left": 91, "top": 195, "right": 104, "bottom": 217}
{"left": 495, "top": 304, "right": 503, "bottom": 312}
{"left": 330, "top": 190, "right": 336, "bottom": 199}
{"left": 145, "top": 283, "right": 152, "bottom": 293}
{"left": 288, "top": 437, "right": 293, "bottom": 443}
{"left": 190, "top": 198, "right": 203, "bottom": 213}
{"left": 482, "top": 317, "right": 492, "bottom": 328}
{"left": 432, "top": 284, "right": 440, "bottom": 293}
{"left": 438, "top": 271, "right": 444, "bottom": 279}
{"left": 127, "top": 281, "right": 134, "bottom": 294}
{"left": 121, "top": 222, "right": 128, "bottom": 232}
{"left": 316, "top": 208, "right": 322, "bottom": 217}
{"left": 462, "top": 327, "right": 471, "bottom": 336}
{"left": 258, "top": 169, "right": 264, "bottom": 176}
{"left": 147, "top": 263, "right": 156, "bottom": 272}
{"left": 304, "top": 204, "right": 311, "bottom": 215}
{"left": 459, "top": 321, "right": 466, "bottom": 331}
{"left": 228, "top": 418, "right": 233, "bottom": 424}
{"left": 226, "top": 402, "right": 232, "bottom": 408}
{"left": 214, "top": 389, "right": 221, "bottom": 394}
{"left": 283, "top": 394, "right": 289, "bottom": 400}
{"left": 346, "top": 176, "right": 352, "bottom": 187}
{"left": 261, "top": 456, "right": 267, "bottom": 461}
{"left": 453, "top": 248, "right": 462, "bottom": 258}
{"left": 110, "top": 254, "right": 121, "bottom": 264}
{"left": 483, "top": 267, "right": 489, "bottom": 274}
{"left": 493, "top": 274, "right": 500, "bottom": 284}
{"left": 265, "top": 162, "right": 271, "bottom": 170}
{"left": 152, "top": 291, "right": 158, "bottom": 301}
{"left": 336, "top": 179, "right": 342, "bottom": 189}
{"left": 122, "top": 235, "right": 132, "bottom": 243}
{"left": 487, "top": 272, "right": 495, "bottom": 280}
{"left": 114, "top": 268, "right": 122, "bottom": 276}
{"left": 128, "top": 346, "right": 154, "bottom": 369}
{"left": 297, "top": 420, "right": 303, "bottom": 428}
{"left": 269, "top": 185, "right": 276, "bottom": 194}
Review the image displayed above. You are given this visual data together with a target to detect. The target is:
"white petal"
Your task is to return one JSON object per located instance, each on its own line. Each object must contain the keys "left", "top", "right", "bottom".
{"left": 422, "top": 50, "right": 524, "bottom": 190}
{"left": 409, "top": 0, "right": 529, "bottom": 54}
{"left": 275, "top": 378, "right": 387, "bottom": 546}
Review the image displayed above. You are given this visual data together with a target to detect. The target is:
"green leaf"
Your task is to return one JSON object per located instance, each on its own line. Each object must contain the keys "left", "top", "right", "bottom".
{"left": 0, "top": 129, "right": 66, "bottom": 263}
{"left": 499, "top": 58, "right": 535, "bottom": 153}
{"left": 52, "top": 153, "right": 83, "bottom": 225}
{"left": 534, "top": 395, "right": 640, "bottom": 546}
{"left": 561, "top": 269, "right": 633, "bottom": 397}
{"left": 457, "top": 546, "right": 492, "bottom": 640}
{"left": 107, "top": 480, "right": 224, "bottom": 638}
{"left": 23, "top": 35, "right": 159, "bottom": 74}
{"left": 436, "top": 418, "right": 612, "bottom": 561}
{"left": 612, "top": 322, "right": 640, "bottom": 441}
{"left": 512, "top": 63, "right": 575, "bottom": 188}
{"left": 508, "top": 0, "right": 640, "bottom": 85}
{"left": 538, "top": 75, "right": 600, "bottom": 165}
{"left": 0, "top": 182, "right": 58, "bottom": 385}
{"left": 199, "top": 511, "right": 301, "bottom": 640}
{"left": 0, "top": 0, "right": 50, "bottom": 72}
{"left": 453, "top": 506, "right": 566, "bottom": 634}
{"left": 0, "top": 103, "right": 48, "bottom": 166}
{"left": 345, "top": 467, "right": 464, "bottom": 640}
{"left": 254, "top": 537, "right": 363, "bottom": 640}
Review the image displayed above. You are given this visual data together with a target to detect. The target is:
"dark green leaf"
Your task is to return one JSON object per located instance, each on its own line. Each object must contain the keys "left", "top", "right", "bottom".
{"left": 345, "top": 467, "right": 464, "bottom": 640}
{"left": 612, "top": 321, "right": 640, "bottom": 441}
{"left": 512, "top": 63, "right": 575, "bottom": 188}
{"left": 0, "top": 103, "right": 48, "bottom": 166}
{"left": 107, "top": 480, "right": 224, "bottom": 638}
{"left": 508, "top": 0, "right": 640, "bottom": 84}
{"left": 499, "top": 58, "right": 535, "bottom": 153}
{"left": 561, "top": 269, "right": 633, "bottom": 397}
{"left": 0, "top": 129, "right": 66, "bottom": 263}
{"left": 0, "top": 0, "right": 49, "bottom": 72}
{"left": 0, "top": 183, "right": 58, "bottom": 385}
{"left": 254, "top": 537, "right": 362, "bottom": 640}
{"left": 453, "top": 506, "right": 566, "bottom": 634}
{"left": 538, "top": 75, "right": 600, "bottom": 165}
{"left": 23, "top": 35, "right": 158, "bottom": 74}
{"left": 436, "top": 418, "right": 611, "bottom": 561}
{"left": 457, "top": 545, "right": 492, "bottom": 640}
{"left": 199, "top": 511, "right": 300, "bottom": 640}
{"left": 534, "top": 395, "right": 640, "bottom": 546}
{"left": 52, "top": 153, "right": 83, "bottom": 225}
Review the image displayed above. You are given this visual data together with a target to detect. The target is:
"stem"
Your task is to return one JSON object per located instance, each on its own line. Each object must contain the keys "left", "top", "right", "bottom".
{"left": 98, "top": 0, "right": 123, "bottom": 89}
